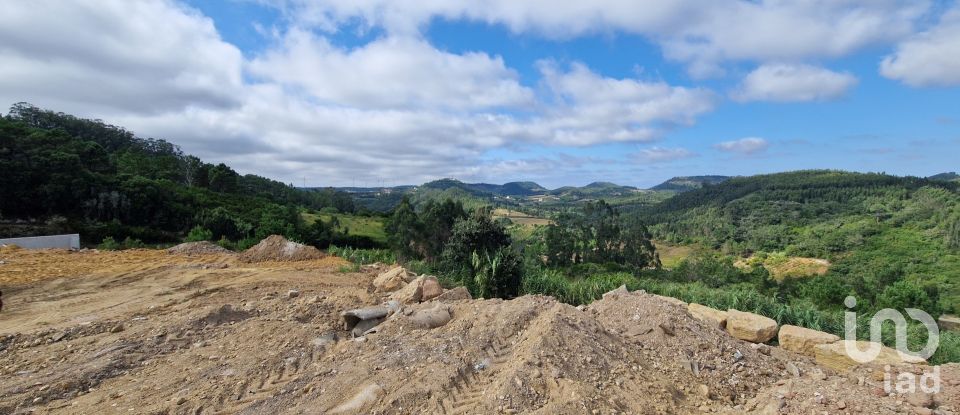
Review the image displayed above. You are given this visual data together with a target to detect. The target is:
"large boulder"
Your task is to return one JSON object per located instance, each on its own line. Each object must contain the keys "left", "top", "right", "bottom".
{"left": 688, "top": 303, "right": 727, "bottom": 330}
{"left": 814, "top": 340, "right": 927, "bottom": 372}
{"left": 373, "top": 266, "right": 411, "bottom": 292}
{"left": 778, "top": 325, "right": 840, "bottom": 357}
{"left": 390, "top": 276, "right": 425, "bottom": 304}
{"left": 726, "top": 309, "right": 778, "bottom": 343}
{"left": 434, "top": 286, "right": 472, "bottom": 302}
{"left": 940, "top": 315, "right": 960, "bottom": 332}
{"left": 408, "top": 305, "right": 453, "bottom": 329}
{"left": 420, "top": 276, "right": 444, "bottom": 301}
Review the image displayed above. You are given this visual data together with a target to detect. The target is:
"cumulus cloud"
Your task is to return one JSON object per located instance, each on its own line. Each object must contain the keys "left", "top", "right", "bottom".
{"left": 635, "top": 146, "right": 697, "bottom": 163}
{"left": 0, "top": 0, "right": 722, "bottom": 185}
{"left": 263, "top": 0, "right": 929, "bottom": 77}
{"left": 732, "top": 64, "right": 858, "bottom": 102}
{"left": 247, "top": 30, "right": 534, "bottom": 110}
{"left": 881, "top": 6, "right": 960, "bottom": 87}
{"left": 0, "top": 0, "right": 243, "bottom": 115}
{"left": 715, "top": 137, "right": 769, "bottom": 155}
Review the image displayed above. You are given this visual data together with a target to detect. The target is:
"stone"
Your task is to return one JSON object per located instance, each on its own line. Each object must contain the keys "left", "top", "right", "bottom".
{"left": 786, "top": 362, "right": 800, "bottom": 378}
{"left": 408, "top": 305, "right": 453, "bottom": 329}
{"left": 390, "top": 276, "right": 424, "bottom": 304}
{"left": 906, "top": 392, "right": 934, "bottom": 409}
{"left": 688, "top": 303, "right": 728, "bottom": 330}
{"left": 110, "top": 324, "right": 125, "bottom": 333}
{"left": 372, "top": 266, "right": 410, "bottom": 292}
{"left": 940, "top": 315, "right": 960, "bottom": 332}
{"left": 419, "top": 276, "right": 444, "bottom": 301}
{"left": 602, "top": 284, "right": 629, "bottom": 300}
{"left": 287, "top": 290, "right": 300, "bottom": 299}
{"left": 778, "top": 325, "right": 840, "bottom": 357}
{"left": 726, "top": 309, "right": 778, "bottom": 343}
{"left": 434, "top": 286, "right": 472, "bottom": 302}
{"left": 813, "top": 340, "right": 927, "bottom": 372}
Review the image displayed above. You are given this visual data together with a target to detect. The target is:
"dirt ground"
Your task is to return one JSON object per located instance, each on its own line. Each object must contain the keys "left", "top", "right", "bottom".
{"left": 0, "top": 248, "right": 957, "bottom": 414}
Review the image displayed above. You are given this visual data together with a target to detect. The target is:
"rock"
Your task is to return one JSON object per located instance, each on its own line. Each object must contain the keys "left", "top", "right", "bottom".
{"left": 50, "top": 332, "right": 68, "bottom": 342}
{"left": 778, "top": 325, "right": 840, "bottom": 357}
{"left": 906, "top": 391, "right": 934, "bottom": 408}
{"left": 688, "top": 303, "right": 727, "bottom": 330}
{"left": 653, "top": 294, "right": 687, "bottom": 307}
{"left": 373, "top": 266, "right": 410, "bottom": 292}
{"left": 786, "top": 362, "right": 800, "bottom": 377}
{"left": 420, "top": 276, "right": 443, "bottom": 301}
{"left": 434, "top": 286, "right": 472, "bottom": 302}
{"left": 287, "top": 289, "right": 300, "bottom": 299}
{"left": 602, "top": 284, "right": 629, "bottom": 300}
{"left": 408, "top": 305, "right": 453, "bottom": 329}
{"left": 698, "top": 384, "right": 710, "bottom": 399}
{"left": 351, "top": 318, "right": 384, "bottom": 337}
{"left": 813, "top": 340, "right": 927, "bottom": 372}
{"left": 390, "top": 276, "right": 425, "bottom": 304}
{"left": 726, "top": 309, "right": 778, "bottom": 343}
{"left": 329, "top": 384, "right": 383, "bottom": 413}
{"left": 174, "top": 396, "right": 187, "bottom": 405}
{"left": 836, "top": 400, "right": 846, "bottom": 410}
{"left": 940, "top": 315, "right": 960, "bottom": 332}
{"left": 752, "top": 343, "right": 771, "bottom": 355}
{"left": 110, "top": 324, "right": 125, "bottom": 333}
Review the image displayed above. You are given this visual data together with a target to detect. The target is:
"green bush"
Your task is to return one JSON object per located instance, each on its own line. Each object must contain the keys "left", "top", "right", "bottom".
{"left": 185, "top": 225, "right": 213, "bottom": 242}
{"left": 98, "top": 236, "right": 120, "bottom": 251}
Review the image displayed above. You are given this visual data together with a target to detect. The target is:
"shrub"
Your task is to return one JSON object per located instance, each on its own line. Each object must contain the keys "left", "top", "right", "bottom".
{"left": 185, "top": 225, "right": 213, "bottom": 242}
{"left": 98, "top": 236, "right": 120, "bottom": 251}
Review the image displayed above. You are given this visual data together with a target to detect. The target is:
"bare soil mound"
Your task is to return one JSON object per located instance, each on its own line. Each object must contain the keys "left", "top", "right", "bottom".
{"left": 238, "top": 235, "right": 323, "bottom": 263}
{"left": 166, "top": 241, "right": 233, "bottom": 255}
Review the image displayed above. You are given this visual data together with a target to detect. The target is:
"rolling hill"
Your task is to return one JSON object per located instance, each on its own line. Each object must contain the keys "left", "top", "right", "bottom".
{"left": 651, "top": 175, "right": 731, "bottom": 192}
{"left": 638, "top": 170, "right": 960, "bottom": 314}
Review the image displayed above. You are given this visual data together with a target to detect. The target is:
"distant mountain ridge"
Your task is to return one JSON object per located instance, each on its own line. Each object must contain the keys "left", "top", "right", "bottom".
{"left": 651, "top": 175, "right": 731, "bottom": 192}
{"left": 929, "top": 172, "right": 960, "bottom": 182}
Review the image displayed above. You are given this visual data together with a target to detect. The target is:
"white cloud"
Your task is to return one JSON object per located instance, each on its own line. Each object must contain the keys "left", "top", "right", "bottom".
{"left": 0, "top": 0, "right": 721, "bottom": 186}
{"left": 732, "top": 64, "right": 858, "bottom": 102}
{"left": 264, "top": 0, "right": 929, "bottom": 77}
{"left": 715, "top": 137, "right": 769, "bottom": 155}
{"left": 0, "top": 0, "right": 243, "bottom": 115}
{"left": 881, "top": 6, "right": 960, "bottom": 87}
{"left": 635, "top": 146, "right": 696, "bottom": 163}
{"left": 247, "top": 30, "right": 534, "bottom": 110}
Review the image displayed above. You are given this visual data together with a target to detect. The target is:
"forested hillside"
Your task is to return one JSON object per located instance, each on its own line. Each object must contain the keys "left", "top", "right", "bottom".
{"left": 0, "top": 103, "right": 354, "bottom": 245}
{"left": 639, "top": 170, "right": 960, "bottom": 313}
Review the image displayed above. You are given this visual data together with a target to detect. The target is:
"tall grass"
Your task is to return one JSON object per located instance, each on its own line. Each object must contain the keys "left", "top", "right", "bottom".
{"left": 327, "top": 245, "right": 395, "bottom": 265}
{"left": 521, "top": 268, "right": 960, "bottom": 364}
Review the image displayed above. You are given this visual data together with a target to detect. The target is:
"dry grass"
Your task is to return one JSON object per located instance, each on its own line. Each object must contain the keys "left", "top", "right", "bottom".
{"left": 735, "top": 254, "right": 830, "bottom": 281}
{"left": 492, "top": 208, "right": 553, "bottom": 226}
{"left": 652, "top": 241, "right": 694, "bottom": 269}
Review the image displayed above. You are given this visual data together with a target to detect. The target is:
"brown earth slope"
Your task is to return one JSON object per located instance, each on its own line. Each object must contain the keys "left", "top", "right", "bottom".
{"left": 0, "top": 249, "right": 956, "bottom": 414}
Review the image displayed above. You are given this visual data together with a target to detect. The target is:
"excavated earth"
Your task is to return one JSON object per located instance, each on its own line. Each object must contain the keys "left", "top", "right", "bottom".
{"left": 0, "top": 248, "right": 957, "bottom": 414}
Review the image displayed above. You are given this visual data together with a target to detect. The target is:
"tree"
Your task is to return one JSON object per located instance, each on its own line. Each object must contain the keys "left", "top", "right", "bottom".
{"left": 440, "top": 211, "right": 520, "bottom": 298}
{"left": 419, "top": 199, "right": 467, "bottom": 260}
{"left": 385, "top": 196, "right": 422, "bottom": 260}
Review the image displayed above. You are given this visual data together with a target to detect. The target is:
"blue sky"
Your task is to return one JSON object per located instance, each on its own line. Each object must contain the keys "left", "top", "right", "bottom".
{"left": 2, "top": 1, "right": 959, "bottom": 188}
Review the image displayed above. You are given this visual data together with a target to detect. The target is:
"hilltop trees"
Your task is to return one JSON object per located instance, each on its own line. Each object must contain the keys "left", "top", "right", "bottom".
{"left": 541, "top": 200, "right": 659, "bottom": 269}
{"left": 0, "top": 103, "right": 356, "bottom": 244}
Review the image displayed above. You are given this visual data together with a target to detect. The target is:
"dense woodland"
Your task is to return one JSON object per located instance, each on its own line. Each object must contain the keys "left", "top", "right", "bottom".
{"left": 0, "top": 103, "right": 355, "bottom": 246}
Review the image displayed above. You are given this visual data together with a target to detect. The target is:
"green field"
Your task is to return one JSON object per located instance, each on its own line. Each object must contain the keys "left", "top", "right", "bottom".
{"left": 302, "top": 212, "right": 387, "bottom": 244}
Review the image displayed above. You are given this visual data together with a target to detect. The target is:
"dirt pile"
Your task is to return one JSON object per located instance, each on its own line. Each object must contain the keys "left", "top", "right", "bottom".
{"left": 238, "top": 235, "right": 324, "bottom": 263}
{"left": 1, "top": 251, "right": 956, "bottom": 415}
{"left": 166, "top": 241, "right": 234, "bottom": 255}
